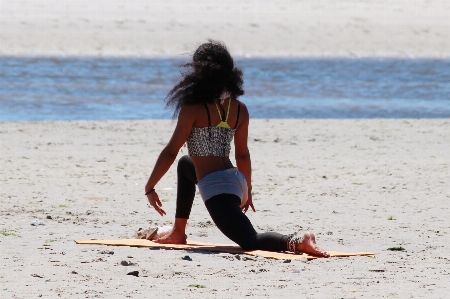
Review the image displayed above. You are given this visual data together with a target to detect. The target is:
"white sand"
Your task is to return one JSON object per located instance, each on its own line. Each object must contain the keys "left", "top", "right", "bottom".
{"left": 1, "top": 0, "right": 449, "bottom": 57}
{"left": 1, "top": 1, "right": 449, "bottom": 297}
{"left": 1, "top": 119, "right": 449, "bottom": 298}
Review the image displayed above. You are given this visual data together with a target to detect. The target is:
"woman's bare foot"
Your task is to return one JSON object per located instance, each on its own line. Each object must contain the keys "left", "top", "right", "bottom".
{"left": 296, "top": 232, "right": 330, "bottom": 258}
{"left": 151, "top": 218, "right": 188, "bottom": 244}
{"left": 153, "top": 228, "right": 187, "bottom": 244}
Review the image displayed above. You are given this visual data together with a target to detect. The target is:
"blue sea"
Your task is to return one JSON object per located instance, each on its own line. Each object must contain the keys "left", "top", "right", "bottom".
{"left": 0, "top": 57, "right": 449, "bottom": 121}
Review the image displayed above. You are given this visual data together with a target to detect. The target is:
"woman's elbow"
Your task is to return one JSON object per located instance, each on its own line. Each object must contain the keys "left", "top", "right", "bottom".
{"left": 161, "top": 147, "right": 179, "bottom": 161}
{"left": 235, "top": 150, "right": 250, "bottom": 161}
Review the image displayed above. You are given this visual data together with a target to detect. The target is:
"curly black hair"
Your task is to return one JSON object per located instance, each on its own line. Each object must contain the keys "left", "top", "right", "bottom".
{"left": 166, "top": 40, "right": 245, "bottom": 117}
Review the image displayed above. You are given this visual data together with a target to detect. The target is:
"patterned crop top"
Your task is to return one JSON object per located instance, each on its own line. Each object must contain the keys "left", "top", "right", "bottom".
{"left": 187, "top": 99, "right": 241, "bottom": 157}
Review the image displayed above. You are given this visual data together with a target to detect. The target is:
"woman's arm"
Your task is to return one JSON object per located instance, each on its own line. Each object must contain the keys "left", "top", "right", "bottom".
{"left": 234, "top": 103, "right": 255, "bottom": 212}
{"left": 145, "top": 105, "right": 196, "bottom": 215}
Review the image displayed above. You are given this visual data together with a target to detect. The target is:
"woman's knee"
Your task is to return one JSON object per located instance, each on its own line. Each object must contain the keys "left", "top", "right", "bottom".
{"left": 237, "top": 240, "right": 257, "bottom": 251}
{"left": 177, "top": 155, "right": 192, "bottom": 170}
{"left": 177, "top": 155, "right": 197, "bottom": 182}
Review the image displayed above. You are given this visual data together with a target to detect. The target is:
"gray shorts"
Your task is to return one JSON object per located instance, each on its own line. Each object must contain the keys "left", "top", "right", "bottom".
{"left": 197, "top": 168, "right": 248, "bottom": 208}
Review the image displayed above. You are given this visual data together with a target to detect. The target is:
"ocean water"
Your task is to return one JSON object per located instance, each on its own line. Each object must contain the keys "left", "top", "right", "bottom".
{"left": 0, "top": 57, "right": 449, "bottom": 121}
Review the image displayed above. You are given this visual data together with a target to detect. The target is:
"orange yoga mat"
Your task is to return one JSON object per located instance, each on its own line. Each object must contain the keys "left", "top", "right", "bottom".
{"left": 75, "top": 239, "right": 375, "bottom": 261}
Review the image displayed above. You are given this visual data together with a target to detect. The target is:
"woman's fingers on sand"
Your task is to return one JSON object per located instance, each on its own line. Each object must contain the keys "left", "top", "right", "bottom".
{"left": 146, "top": 193, "right": 166, "bottom": 215}
{"left": 242, "top": 203, "right": 256, "bottom": 214}
{"left": 155, "top": 204, "right": 166, "bottom": 216}
{"left": 157, "top": 208, "right": 166, "bottom": 216}
{"left": 150, "top": 204, "right": 166, "bottom": 216}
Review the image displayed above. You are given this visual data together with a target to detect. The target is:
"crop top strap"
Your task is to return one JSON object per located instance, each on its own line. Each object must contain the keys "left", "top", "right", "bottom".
{"left": 225, "top": 98, "right": 231, "bottom": 122}
{"left": 234, "top": 102, "right": 241, "bottom": 129}
{"left": 214, "top": 101, "right": 224, "bottom": 121}
{"left": 214, "top": 97, "right": 232, "bottom": 122}
{"left": 204, "top": 103, "right": 211, "bottom": 127}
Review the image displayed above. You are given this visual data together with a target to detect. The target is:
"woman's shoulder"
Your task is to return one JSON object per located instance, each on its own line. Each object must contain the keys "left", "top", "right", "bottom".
{"left": 180, "top": 102, "right": 206, "bottom": 113}
{"left": 235, "top": 99, "right": 249, "bottom": 117}
{"left": 236, "top": 99, "right": 246, "bottom": 106}
{"left": 177, "top": 103, "right": 208, "bottom": 124}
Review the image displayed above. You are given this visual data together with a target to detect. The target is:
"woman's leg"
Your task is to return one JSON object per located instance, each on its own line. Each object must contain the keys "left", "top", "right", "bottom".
{"left": 155, "top": 156, "right": 197, "bottom": 244}
{"left": 205, "top": 194, "right": 329, "bottom": 257}
{"left": 175, "top": 155, "right": 197, "bottom": 218}
{"left": 205, "top": 194, "right": 288, "bottom": 251}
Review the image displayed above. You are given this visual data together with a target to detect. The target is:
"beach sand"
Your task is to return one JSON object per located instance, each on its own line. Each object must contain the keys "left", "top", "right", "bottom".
{"left": 1, "top": 119, "right": 449, "bottom": 298}
{"left": 1, "top": 0, "right": 450, "bottom": 297}
{"left": 1, "top": 0, "right": 449, "bottom": 57}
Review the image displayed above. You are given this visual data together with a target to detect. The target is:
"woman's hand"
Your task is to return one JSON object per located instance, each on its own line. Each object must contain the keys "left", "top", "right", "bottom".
{"left": 242, "top": 190, "right": 256, "bottom": 214}
{"left": 146, "top": 190, "right": 166, "bottom": 216}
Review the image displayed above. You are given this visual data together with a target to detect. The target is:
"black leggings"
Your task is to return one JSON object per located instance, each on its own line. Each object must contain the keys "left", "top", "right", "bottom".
{"left": 175, "top": 155, "right": 289, "bottom": 251}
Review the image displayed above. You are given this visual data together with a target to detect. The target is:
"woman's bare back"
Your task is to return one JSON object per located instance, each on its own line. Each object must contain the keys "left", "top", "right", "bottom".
{"left": 190, "top": 99, "right": 247, "bottom": 181}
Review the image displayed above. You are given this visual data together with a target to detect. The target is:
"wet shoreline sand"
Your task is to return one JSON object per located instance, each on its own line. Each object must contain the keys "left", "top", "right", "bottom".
{"left": 1, "top": 0, "right": 449, "bottom": 58}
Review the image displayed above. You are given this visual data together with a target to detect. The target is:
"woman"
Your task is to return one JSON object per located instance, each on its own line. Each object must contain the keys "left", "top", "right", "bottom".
{"left": 144, "top": 40, "right": 329, "bottom": 257}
